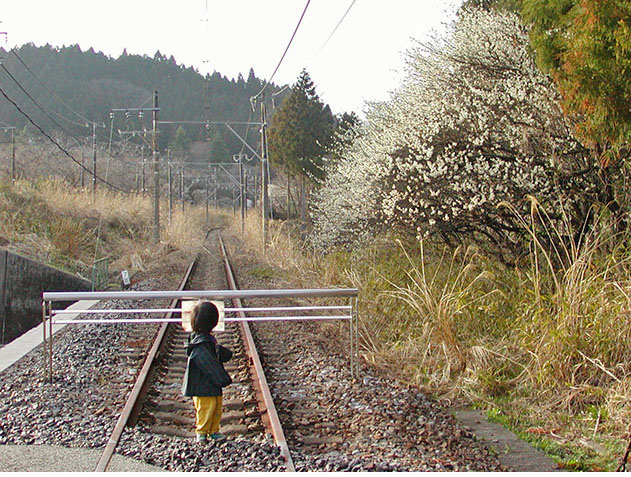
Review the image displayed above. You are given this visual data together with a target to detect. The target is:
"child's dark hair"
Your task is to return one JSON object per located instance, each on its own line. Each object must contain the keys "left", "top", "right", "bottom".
{"left": 191, "top": 301, "right": 219, "bottom": 333}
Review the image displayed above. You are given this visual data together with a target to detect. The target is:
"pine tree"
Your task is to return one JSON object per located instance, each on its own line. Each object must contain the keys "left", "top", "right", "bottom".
{"left": 268, "top": 69, "right": 334, "bottom": 181}
{"left": 171, "top": 126, "right": 191, "bottom": 158}
{"left": 268, "top": 69, "right": 335, "bottom": 220}
{"left": 208, "top": 132, "right": 230, "bottom": 164}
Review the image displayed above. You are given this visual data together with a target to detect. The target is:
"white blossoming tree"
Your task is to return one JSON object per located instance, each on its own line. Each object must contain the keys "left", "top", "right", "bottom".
{"left": 310, "top": 9, "right": 600, "bottom": 261}
{"left": 310, "top": 102, "right": 392, "bottom": 249}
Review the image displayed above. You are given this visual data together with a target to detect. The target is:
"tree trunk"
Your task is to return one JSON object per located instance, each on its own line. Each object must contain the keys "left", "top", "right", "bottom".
{"left": 286, "top": 168, "right": 291, "bottom": 219}
{"left": 595, "top": 143, "right": 626, "bottom": 236}
{"left": 300, "top": 176, "right": 307, "bottom": 222}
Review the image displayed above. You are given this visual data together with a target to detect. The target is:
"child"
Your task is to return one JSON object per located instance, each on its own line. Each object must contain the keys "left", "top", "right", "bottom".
{"left": 182, "top": 301, "right": 233, "bottom": 442}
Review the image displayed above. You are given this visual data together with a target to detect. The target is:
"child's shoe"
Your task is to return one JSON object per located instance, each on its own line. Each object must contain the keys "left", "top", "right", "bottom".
{"left": 210, "top": 433, "right": 226, "bottom": 440}
{"left": 196, "top": 434, "right": 207, "bottom": 442}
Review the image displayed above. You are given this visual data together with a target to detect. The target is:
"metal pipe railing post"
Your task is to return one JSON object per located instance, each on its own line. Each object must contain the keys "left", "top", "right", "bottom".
{"left": 42, "top": 301, "right": 48, "bottom": 381}
{"left": 355, "top": 296, "right": 360, "bottom": 380}
{"left": 48, "top": 301, "right": 53, "bottom": 382}
{"left": 349, "top": 296, "right": 354, "bottom": 381}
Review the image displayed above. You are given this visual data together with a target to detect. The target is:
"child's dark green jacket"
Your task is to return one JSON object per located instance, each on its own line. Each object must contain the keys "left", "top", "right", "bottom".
{"left": 182, "top": 332, "right": 232, "bottom": 397}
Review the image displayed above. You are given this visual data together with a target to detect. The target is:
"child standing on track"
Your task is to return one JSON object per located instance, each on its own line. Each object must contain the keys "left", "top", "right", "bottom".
{"left": 182, "top": 301, "right": 233, "bottom": 442}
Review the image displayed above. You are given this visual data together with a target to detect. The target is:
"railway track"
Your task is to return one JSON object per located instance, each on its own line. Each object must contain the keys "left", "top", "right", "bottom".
{"left": 91, "top": 231, "right": 295, "bottom": 471}
{"left": 26, "top": 229, "right": 509, "bottom": 472}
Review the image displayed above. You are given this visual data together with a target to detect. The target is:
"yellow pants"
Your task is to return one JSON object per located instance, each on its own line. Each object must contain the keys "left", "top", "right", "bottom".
{"left": 192, "top": 396, "right": 223, "bottom": 436}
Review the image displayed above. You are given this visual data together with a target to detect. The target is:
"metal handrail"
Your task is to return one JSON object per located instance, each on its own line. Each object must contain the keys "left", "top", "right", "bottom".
{"left": 52, "top": 316, "right": 352, "bottom": 325}
{"left": 43, "top": 288, "right": 358, "bottom": 301}
{"left": 50, "top": 305, "right": 353, "bottom": 315}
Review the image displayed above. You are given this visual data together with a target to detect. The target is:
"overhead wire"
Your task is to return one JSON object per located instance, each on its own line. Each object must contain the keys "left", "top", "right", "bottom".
{"left": 1, "top": 62, "right": 128, "bottom": 168}
{"left": 0, "top": 61, "right": 123, "bottom": 152}
{"left": 0, "top": 63, "right": 83, "bottom": 141}
{"left": 314, "top": 0, "right": 358, "bottom": 57}
{"left": 251, "top": 0, "right": 312, "bottom": 104}
{"left": 0, "top": 83, "right": 125, "bottom": 191}
{"left": 10, "top": 48, "right": 135, "bottom": 145}
{"left": 10, "top": 48, "right": 96, "bottom": 126}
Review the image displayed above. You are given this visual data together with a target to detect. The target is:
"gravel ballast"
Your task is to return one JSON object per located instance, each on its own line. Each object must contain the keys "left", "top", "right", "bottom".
{"left": 1, "top": 232, "right": 513, "bottom": 472}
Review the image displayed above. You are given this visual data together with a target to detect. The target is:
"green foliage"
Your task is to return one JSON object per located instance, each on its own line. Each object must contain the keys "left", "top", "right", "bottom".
{"left": 247, "top": 266, "right": 277, "bottom": 280}
{"left": 0, "top": 43, "right": 284, "bottom": 156}
{"left": 521, "top": 0, "right": 631, "bottom": 156}
{"left": 268, "top": 69, "right": 335, "bottom": 182}
{"left": 170, "top": 126, "right": 191, "bottom": 157}
{"left": 329, "top": 111, "right": 361, "bottom": 163}
{"left": 208, "top": 131, "right": 230, "bottom": 164}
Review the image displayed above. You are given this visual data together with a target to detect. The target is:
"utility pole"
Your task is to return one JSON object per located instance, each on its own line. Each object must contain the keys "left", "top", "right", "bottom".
{"left": 260, "top": 102, "right": 269, "bottom": 245}
{"left": 80, "top": 147, "right": 85, "bottom": 188}
{"left": 233, "top": 153, "right": 248, "bottom": 236}
{"left": 205, "top": 175, "right": 210, "bottom": 225}
{"left": 168, "top": 159, "right": 172, "bottom": 225}
{"left": 244, "top": 169, "right": 249, "bottom": 215}
{"left": 240, "top": 160, "right": 245, "bottom": 235}
{"left": 180, "top": 162, "right": 185, "bottom": 212}
{"left": 152, "top": 91, "right": 160, "bottom": 244}
{"left": 141, "top": 145, "right": 146, "bottom": 194}
{"left": 10, "top": 128, "right": 15, "bottom": 182}
{"left": 92, "top": 122, "right": 97, "bottom": 194}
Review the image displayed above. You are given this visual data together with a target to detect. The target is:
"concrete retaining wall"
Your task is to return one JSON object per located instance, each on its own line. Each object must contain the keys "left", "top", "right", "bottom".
{"left": 0, "top": 248, "right": 91, "bottom": 344}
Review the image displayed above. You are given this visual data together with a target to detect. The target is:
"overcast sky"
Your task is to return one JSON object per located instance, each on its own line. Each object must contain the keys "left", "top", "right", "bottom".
{"left": 0, "top": 0, "right": 462, "bottom": 116}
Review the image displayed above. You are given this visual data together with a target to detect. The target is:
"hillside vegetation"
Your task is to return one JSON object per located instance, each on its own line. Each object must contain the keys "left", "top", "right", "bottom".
{"left": 0, "top": 43, "right": 286, "bottom": 157}
{"left": 0, "top": 178, "right": 229, "bottom": 286}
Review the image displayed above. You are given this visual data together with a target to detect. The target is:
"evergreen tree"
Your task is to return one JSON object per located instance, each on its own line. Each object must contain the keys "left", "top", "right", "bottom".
{"left": 0, "top": 44, "right": 281, "bottom": 155}
{"left": 331, "top": 111, "right": 361, "bottom": 159}
{"left": 521, "top": 0, "right": 631, "bottom": 232}
{"left": 208, "top": 131, "right": 230, "bottom": 163}
{"left": 171, "top": 126, "right": 191, "bottom": 158}
{"left": 521, "top": 0, "right": 631, "bottom": 161}
{"left": 268, "top": 69, "right": 335, "bottom": 182}
{"left": 459, "top": 0, "right": 520, "bottom": 12}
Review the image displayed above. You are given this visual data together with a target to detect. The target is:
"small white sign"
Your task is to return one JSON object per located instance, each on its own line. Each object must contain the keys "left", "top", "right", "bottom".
{"left": 181, "top": 300, "right": 225, "bottom": 333}
{"left": 121, "top": 270, "right": 131, "bottom": 286}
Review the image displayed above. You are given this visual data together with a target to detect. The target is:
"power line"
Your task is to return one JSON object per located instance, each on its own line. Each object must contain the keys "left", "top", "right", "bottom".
{"left": 0, "top": 63, "right": 82, "bottom": 140}
{"left": 315, "top": 0, "right": 358, "bottom": 57}
{"left": 0, "top": 62, "right": 118, "bottom": 149}
{"left": 9, "top": 49, "right": 122, "bottom": 144}
{"left": 0, "top": 63, "right": 116, "bottom": 150}
{"left": 0, "top": 83, "right": 125, "bottom": 191}
{"left": 252, "top": 0, "right": 312, "bottom": 103}
{"left": 11, "top": 48, "right": 96, "bottom": 126}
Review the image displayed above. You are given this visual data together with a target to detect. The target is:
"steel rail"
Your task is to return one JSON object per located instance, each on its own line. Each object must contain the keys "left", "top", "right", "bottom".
{"left": 218, "top": 233, "right": 296, "bottom": 472}
{"left": 94, "top": 259, "right": 197, "bottom": 472}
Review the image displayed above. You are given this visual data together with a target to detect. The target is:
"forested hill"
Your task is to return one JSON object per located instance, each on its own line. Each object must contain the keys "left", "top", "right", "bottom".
{"left": 0, "top": 43, "right": 287, "bottom": 153}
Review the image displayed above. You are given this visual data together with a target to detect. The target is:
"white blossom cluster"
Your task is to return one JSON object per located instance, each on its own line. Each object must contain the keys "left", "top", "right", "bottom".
{"left": 310, "top": 9, "right": 595, "bottom": 256}
{"left": 309, "top": 101, "right": 393, "bottom": 249}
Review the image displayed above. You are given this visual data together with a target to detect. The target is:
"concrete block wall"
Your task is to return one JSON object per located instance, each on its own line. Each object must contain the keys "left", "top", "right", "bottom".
{"left": 0, "top": 248, "right": 91, "bottom": 344}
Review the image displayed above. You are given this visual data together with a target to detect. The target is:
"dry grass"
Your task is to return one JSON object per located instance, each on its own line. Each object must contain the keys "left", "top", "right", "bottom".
{"left": 232, "top": 200, "right": 631, "bottom": 470}
{"left": 1, "top": 176, "right": 224, "bottom": 285}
